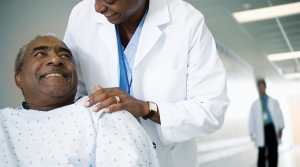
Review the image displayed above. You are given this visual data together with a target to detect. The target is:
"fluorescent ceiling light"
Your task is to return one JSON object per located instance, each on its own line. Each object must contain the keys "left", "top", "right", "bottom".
{"left": 233, "top": 2, "right": 300, "bottom": 23}
{"left": 285, "top": 73, "right": 300, "bottom": 79}
{"left": 268, "top": 51, "right": 300, "bottom": 61}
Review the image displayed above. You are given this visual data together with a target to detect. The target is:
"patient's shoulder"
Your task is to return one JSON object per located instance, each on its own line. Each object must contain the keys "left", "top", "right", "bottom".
{"left": 71, "top": 96, "right": 94, "bottom": 112}
{"left": 0, "top": 107, "right": 23, "bottom": 114}
{"left": 73, "top": 97, "right": 141, "bottom": 130}
{"left": 0, "top": 96, "right": 88, "bottom": 115}
{"left": 74, "top": 96, "right": 89, "bottom": 105}
{"left": 110, "top": 110, "right": 139, "bottom": 126}
{"left": 104, "top": 110, "right": 146, "bottom": 134}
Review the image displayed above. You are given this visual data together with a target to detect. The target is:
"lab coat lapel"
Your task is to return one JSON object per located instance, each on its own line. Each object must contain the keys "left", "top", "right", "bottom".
{"left": 95, "top": 14, "right": 119, "bottom": 67}
{"left": 134, "top": 0, "right": 170, "bottom": 69}
{"left": 267, "top": 97, "right": 274, "bottom": 115}
{"left": 134, "top": 20, "right": 161, "bottom": 69}
{"left": 257, "top": 100, "right": 264, "bottom": 124}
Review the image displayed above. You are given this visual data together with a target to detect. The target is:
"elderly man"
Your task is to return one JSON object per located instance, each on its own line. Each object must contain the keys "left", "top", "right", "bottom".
{"left": 0, "top": 34, "right": 159, "bottom": 167}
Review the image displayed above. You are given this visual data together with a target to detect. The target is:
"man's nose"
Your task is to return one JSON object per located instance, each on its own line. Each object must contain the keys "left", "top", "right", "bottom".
{"left": 45, "top": 53, "right": 64, "bottom": 66}
{"left": 95, "top": 0, "right": 107, "bottom": 14}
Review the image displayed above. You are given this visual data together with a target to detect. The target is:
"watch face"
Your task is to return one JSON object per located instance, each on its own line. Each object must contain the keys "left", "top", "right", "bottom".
{"left": 150, "top": 102, "right": 157, "bottom": 112}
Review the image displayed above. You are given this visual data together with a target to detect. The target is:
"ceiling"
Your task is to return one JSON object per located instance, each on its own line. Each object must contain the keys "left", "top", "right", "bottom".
{"left": 185, "top": 0, "right": 300, "bottom": 83}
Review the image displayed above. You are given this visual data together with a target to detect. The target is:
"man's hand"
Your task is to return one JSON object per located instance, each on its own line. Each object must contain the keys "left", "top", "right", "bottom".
{"left": 278, "top": 130, "right": 283, "bottom": 138}
{"left": 84, "top": 85, "right": 149, "bottom": 118}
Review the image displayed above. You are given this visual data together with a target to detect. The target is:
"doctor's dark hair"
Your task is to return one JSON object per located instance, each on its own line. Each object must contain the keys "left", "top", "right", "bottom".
{"left": 14, "top": 33, "right": 62, "bottom": 73}
{"left": 257, "top": 79, "right": 266, "bottom": 88}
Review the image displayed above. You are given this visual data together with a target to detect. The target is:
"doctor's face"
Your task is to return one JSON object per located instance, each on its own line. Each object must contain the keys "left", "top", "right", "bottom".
{"left": 95, "top": 0, "right": 146, "bottom": 24}
{"left": 15, "top": 37, "right": 78, "bottom": 101}
{"left": 258, "top": 83, "right": 266, "bottom": 96}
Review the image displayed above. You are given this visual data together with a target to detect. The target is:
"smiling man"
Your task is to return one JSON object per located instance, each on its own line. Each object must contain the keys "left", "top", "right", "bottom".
{"left": 14, "top": 34, "right": 78, "bottom": 111}
{"left": 0, "top": 34, "right": 159, "bottom": 167}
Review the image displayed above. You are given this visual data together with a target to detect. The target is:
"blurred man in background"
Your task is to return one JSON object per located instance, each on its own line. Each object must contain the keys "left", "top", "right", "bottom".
{"left": 249, "top": 80, "right": 285, "bottom": 167}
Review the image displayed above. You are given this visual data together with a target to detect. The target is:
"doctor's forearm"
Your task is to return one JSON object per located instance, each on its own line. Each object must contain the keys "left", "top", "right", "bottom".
{"left": 149, "top": 111, "right": 161, "bottom": 124}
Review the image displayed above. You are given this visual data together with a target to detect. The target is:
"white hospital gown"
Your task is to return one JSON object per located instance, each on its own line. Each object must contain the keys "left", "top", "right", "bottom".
{"left": 0, "top": 97, "right": 159, "bottom": 167}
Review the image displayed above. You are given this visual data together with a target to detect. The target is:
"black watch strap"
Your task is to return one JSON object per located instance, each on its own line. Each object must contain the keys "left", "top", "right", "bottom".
{"left": 142, "top": 110, "right": 156, "bottom": 120}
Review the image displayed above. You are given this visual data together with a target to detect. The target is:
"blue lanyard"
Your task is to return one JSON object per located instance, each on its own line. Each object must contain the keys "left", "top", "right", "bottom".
{"left": 116, "top": 25, "right": 133, "bottom": 94}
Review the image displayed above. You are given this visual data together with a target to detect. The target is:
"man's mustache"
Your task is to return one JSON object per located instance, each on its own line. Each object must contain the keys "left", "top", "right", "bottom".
{"left": 38, "top": 68, "right": 71, "bottom": 82}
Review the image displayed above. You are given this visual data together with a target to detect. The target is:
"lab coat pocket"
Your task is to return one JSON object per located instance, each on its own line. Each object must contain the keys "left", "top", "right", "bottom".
{"left": 146, "top": 67, "right": 187, "bottom": 103}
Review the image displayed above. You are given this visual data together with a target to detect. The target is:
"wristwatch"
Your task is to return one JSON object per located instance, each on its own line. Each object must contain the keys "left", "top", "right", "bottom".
{"left": 142, "top": 102, "right": 158, "bottom": 120}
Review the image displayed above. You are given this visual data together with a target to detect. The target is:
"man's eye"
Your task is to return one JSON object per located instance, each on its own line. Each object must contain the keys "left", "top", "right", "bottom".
{"left": 105, "top": 0, "right": 115, "bottom": 4}
{"left": 61, "top": 54, "right": 71, "bottom": 59}
{"left": 35, "top": 52, "right": 46, "bottom": 56}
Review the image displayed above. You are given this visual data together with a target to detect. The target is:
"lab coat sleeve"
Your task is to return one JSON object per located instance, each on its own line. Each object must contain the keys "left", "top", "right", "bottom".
{"left": 275, "top": 100, "right": 285, "bottom": 130}
{"left": 63, "top": 10, "right": 88, "bottom": 99}
{"left": 156, "top": 15, "right": 230, "bottom": 145}
{"left": 249, "top": 103, "right": 256, "bottom": 140}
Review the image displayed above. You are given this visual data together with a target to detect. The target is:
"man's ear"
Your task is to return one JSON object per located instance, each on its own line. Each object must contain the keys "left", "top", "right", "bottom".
{"left": 14, "top": 73, "right": 23, "bottom": 89}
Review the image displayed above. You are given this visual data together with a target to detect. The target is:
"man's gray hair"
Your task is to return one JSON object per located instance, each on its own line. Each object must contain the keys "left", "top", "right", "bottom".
{"left": 14, "top": 33, "right": 60, "bottom": 73}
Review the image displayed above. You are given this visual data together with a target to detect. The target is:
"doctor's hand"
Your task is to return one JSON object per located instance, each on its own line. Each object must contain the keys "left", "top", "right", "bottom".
{"left": 278, "top": 130, "right": 283, "bottom": 138}
{"left": 84, "top": 85, "right": 156, "bottom": 120}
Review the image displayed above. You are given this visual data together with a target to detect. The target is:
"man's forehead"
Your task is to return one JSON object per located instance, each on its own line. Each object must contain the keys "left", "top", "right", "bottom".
{"left": 28, "top": 36, "right": 67, "bottom": 51}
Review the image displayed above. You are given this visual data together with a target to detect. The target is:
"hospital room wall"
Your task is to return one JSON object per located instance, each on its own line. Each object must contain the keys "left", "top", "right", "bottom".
{"left": 0, "top": 0, "right": 82, "bottom": 108}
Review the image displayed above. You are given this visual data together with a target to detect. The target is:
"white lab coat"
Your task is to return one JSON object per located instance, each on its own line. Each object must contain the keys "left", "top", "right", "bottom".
{"left": 249, "top": 96, "right": 285, "bottom": 147}
{"left": 63, "top": 0, "right": 230, "bottom": 166}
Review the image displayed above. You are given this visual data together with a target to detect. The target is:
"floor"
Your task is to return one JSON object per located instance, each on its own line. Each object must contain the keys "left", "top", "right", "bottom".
{"left": 199, "top": 145, "right": 300, "bottom": 167}
{"left": 278, "top": 145, "right": 300, "bottom": 167}
{"left": 199, "top": 148, "right": 257, "bottom": 167}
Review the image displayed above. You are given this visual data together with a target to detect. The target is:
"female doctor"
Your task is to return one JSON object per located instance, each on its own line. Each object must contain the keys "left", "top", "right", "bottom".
{"left": 63, "top": 0, "right": 230, "bottom": 166}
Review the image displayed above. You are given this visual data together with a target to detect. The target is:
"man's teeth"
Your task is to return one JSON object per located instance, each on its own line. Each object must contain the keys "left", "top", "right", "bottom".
{"left": 45, "top": 73, "right": 63, "bottom": 78}
{"left": 105, "top": 12, "right": 116, "bottom": 17}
